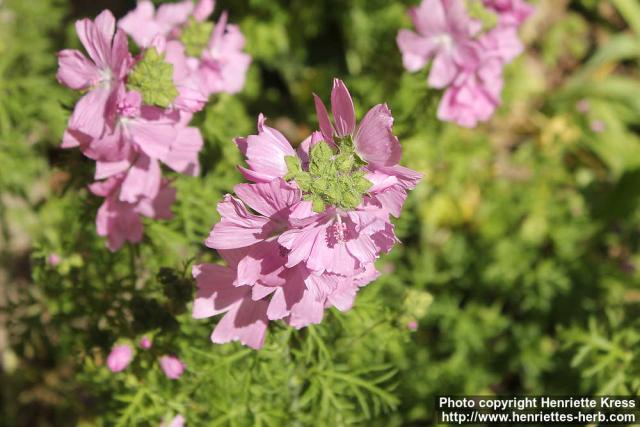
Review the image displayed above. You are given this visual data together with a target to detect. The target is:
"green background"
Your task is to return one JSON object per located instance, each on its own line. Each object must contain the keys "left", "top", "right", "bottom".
{"left": 1, "top": 0, "right": 640, "bottom": 425}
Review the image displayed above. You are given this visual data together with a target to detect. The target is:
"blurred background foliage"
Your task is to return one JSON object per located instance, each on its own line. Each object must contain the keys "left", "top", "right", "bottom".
{"left": 1, "top": 0, "right": 640, "bottom": 425}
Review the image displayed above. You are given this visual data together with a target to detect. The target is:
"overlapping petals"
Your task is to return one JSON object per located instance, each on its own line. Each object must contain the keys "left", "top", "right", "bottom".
{"left": 119, "top": 0, "right": 251, "bottom": 96}
{"left": 397, "top": 0, "right": 533, "bottom": 127}
{"left": 193, "top": 80, "right": 422, "bottom": 349}
{"left": 57, "top": 6, "right": 221, "bottom": 251}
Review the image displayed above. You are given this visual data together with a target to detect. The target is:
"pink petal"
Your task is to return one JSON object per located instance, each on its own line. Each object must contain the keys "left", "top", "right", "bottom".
{"left": 75, "top": 10, "right": 115, "bottom": 69}
{"left": 192, "top": 263, "right": 245, "bottom": 318}
{"left": 164, "top": 126, "right": 203, "bottom": 176}
{"left": 287, "top": 290, "right": 324, "bottom": 329}
{"left": 57, "top": 49, "right": 100, "bottom": 90}
{"left": 330, "top": 79, "right": 356, "bottom": 137}
{"left": 266, "top": 275, "right": 306, "bottom": 320}
{"left": 119, "top": 155, "right": 162, "bottom": 203}
{"left": 127, "top": 115, "right": 177, "bottom": 160}
{"left": 396, "top": 30, "right": 435, "bottom": 72}
{"left": 118, "top": 1, "right": 161, "bottom": 47}
{"left": 428, "top": 52, "right": 458, "bottom": 89}
{"left": 69, "top": 87, "right": 111, "bottom": 138}
{"left": 206, "top": 195, "right": 272, "bottom": 250}
{"left": 313, "top": 94, "right": 334, "bottom": 143}
{"left": 194, "top": 0, "right": 215, "bottom": 21}
{"left": 354, "top": 104, "right": 402, "bottom": 166}
{"left": 233, "top": 179, "right": 301, "bottom": 218}
{"left": 234, "top": 114, "right": 295, "bottom": 182}
{"left": 211, "top": 297, "right": 269, "bottom": 349}
{"left": 135, "top": 182, "right": 176, "bottom": 219}
{"left": 410, "top": 0, "right": 447, "bottom": 36}
{"left": 156, "top": 0, "right": 195, "bottom": 29}
{"left": 95, "top": 158, "right": 131, "bottom": 180}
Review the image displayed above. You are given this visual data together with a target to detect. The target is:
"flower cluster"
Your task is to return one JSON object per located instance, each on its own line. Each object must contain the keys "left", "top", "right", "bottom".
{"left": 397, "top": 0, "right": 533, "bottom": 127}
{"left": 119, "top": 0, "right": 251, "bottom": 95}
{"left": 193, "top": 79, "right": 422, "bottom": 349}
{"left": 57, "top": 1, "right": 250, "bottom": 251}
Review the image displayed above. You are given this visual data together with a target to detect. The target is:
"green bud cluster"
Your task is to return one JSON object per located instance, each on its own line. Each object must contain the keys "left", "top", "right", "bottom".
{"left": 465, "top": 0, "right": 498, "bottom": 31}
{"left": 180, "top": 18, "right": 214, "bottom": 58}
{"left": 127, "top": 48, "right": 179, "bottom": 108}
{"left": 285, "top": 137, "right": 373, "bottom": 212}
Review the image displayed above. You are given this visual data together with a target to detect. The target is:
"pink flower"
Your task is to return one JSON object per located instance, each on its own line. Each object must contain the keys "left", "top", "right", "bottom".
{"left": 57, "top": 10, "right": 131, "bottom": 139}
{"left": 576, "top": 99, "right": 590, "bottom": 114}
{"left": 193, "top": 78, "right": 422, "bottom": 349}
{"left": 198, "top": 12, "right": 252, "bottom": 95}
{"left": 396, "top": 0, "right": 481, "bottom": 87}
{"left": 483, "top": 0, "right": 534, "bottom": 27}
{"left": 159, "top": 355, "right": 185, "bottom": 379}
{"left": 397, "top": 0, "right": 532, "bottom": 128}
{"left": 119, "top": 0, "right": 251, "bottom": 96}
{"left": 437, "top": 59, "right": 503, "bottom": 128}
{"left": 107, "top": 344, "right": 134, "bottom": 372}
{"left": 47, "top": 253, "right": 61, "bottom": 266}
{"left": 140, "top": 336, "right": 152, "bottom": 349}
{"left": 591, "top": 120, "right": 606, "bottom": 133}
{"left": 313, "top": 79, "right": 402, "bottom": 167}
{"left": 407, "top": 320, "right": 418, "bottom": 331}
{"left": 90, "top": 175, "right": 175, "bottom": 251}
{"left": 437, "top": 28, "right": 511, "bottom": 128}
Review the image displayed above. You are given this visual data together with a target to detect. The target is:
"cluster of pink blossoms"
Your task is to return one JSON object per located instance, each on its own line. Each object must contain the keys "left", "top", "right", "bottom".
{"left": 57, "top": 0, "right": 250, "bottom": 251}
{"left": 193, "top": 79, "right": 422, "bottom": 349}
{"left": 397, "top": 0, "right": 534, "bottom": 127}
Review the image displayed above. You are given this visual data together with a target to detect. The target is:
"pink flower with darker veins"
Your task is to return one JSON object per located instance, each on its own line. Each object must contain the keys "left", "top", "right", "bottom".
{"left": 193, "top": 79, "right": 422, "bottom": 349}
{"left": 107, "top": 344, "right": 134, "bottom": 372}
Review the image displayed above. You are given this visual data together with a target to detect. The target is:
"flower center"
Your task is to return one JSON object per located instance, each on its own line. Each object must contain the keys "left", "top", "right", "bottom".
{"left": 435, "top": 34, "right": 454, "bottom": 50}
{"left": 117, "top": 98, "right": 139, "bottom": 118}
{"left": 99, "top": 68, "right": 113, "bottom": 86}
{"left": 180, "top": 18, "right": 213, "bottom": 58}
{"left": 126, "top": 48, "right": 179, "bottom": 108}
{"left": 284, "top": 137, "right": 373, "bottom": 212}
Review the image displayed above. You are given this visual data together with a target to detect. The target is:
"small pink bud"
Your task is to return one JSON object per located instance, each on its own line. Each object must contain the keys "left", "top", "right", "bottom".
{"left": 576, "top": 99, "right": 589, "bottom": 114}
{"left": 107, "top": 344, "right": 134, "bottom": 372}
{"left": 407, "top": 320, "right": 418, "bottom": 331}
{"left": 47, "top": 253, "right": 61, "bottom": 266}
{"left": 140, "top": 336, "right": 152, "bottom": 349}
{"left": 590, "top": 120, "right": 605, "bottom": 133}
{"left": 159, "top": 355, "right": 185, "bottom": 379}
